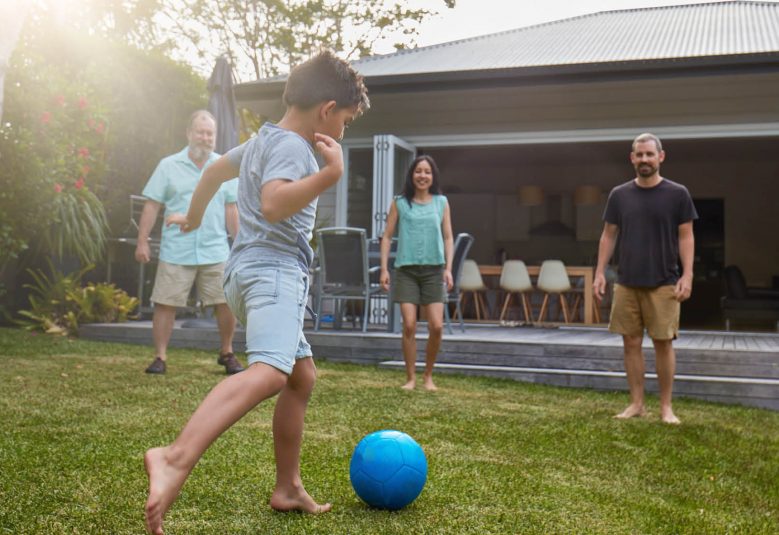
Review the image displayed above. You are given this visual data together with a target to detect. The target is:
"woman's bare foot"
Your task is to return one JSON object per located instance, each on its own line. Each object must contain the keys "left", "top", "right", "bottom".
{"left": 660, "top": 408, "right": 681, "bottom": 425}
{"left": 423, "top": 376, "right": 438, "bottom": 391}
{"left": 614, "top": 404, "right": 647, "bottom": 419}
{"left": 144, "top": 447, "right": 191, "bottom": 535}
{"left": 270, "top": 485, "right": 332, "bottom": 514}
{"left": 401, "top": 379, "right": 416, "bottom": 390}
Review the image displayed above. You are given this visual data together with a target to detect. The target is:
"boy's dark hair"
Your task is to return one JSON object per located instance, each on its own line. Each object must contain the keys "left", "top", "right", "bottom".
{"left": 283, "top": 50, "right": 370, "bottom": 114}
{"left": 401, "top": 155, "right": 442, "bottom": 207}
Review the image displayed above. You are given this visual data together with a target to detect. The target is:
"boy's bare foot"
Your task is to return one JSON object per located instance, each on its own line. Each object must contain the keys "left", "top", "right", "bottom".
{"left": 423, "top": 377, "right": 438, "bottom": 391}
{"left": 270, "top": 486, "right": 332, "bottom": 514}
{"left": 144, "top": 447, "right": 190, "bottom": 535}
{"left": 660, "top": 408, "right": 681, "bottom": 425}
{"left": 401, "top": 379, "right": 416, "bottom": 390}
{"left": 614, "top": 404, "right": 647, "bottom": 419}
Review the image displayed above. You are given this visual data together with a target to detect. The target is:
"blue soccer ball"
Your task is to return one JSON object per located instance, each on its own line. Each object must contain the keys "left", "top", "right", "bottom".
{"left": 349, "top": 430, "right": 428, "bottom": 510}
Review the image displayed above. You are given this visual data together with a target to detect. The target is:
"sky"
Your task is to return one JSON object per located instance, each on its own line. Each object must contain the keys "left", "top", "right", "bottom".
{"left": 372, "top": 0, "right": 727, "bottom": 54}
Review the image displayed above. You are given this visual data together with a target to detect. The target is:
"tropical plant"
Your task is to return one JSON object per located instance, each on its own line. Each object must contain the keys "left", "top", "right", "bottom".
{"left": 17, "top": 262, "right": 138, "bottom": 336}
{"left": 68, "top": 282, "right": 139, "bottom": 324}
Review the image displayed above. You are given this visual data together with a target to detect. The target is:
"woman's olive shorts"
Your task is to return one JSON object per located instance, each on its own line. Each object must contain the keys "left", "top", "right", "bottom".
{"left": 392, "top": 265, "right": 446, "bottom": 305}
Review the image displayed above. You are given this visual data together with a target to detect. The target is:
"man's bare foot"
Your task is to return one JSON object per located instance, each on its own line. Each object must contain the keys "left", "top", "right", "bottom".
{"left": 270, "top": 486, "right": 332, "bottom": 514}
{"left": 423, "top": 377, "right": 438, "bottom": 391}
{"left": 614, "top": 404, "right": 647, "bottom": 419}
{"left": 660, "top": 408, "right": 681, "bottom": 425}
{"left": 401, "top": 379, "right": 416, "bottom": 390}
{"left": 144, "top": 447, "right": 190, "bottom": 535}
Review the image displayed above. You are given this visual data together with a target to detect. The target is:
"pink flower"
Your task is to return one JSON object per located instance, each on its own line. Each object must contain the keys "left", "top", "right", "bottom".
{"left": 55, "top": 95, "right": 65, "bottom": 106}
{"left": 78, "top": 147, "right": 90, "bottom": 159}
{"left": 77, "top": 97, "right": 88, "bottom": 110}
{"left": 74, "top": 177, "right": 85, "bottom": 190}
{"left": 95, "top": 122, "right": 105, "bottom": 134}
{"left": 54, "top": 183, "right": 63, "bottom": 193}
{"left": 40, "top": 111, "right": 51, "bottom": 124}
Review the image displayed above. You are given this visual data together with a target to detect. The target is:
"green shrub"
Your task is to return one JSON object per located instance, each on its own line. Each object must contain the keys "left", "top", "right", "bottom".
{"left": 17, "top": 262, "right": 137, "bottom": 336}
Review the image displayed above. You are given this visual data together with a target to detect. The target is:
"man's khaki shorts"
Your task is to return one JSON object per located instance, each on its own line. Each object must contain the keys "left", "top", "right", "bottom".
{"left": 608, "top": 284, "right": 679, "bottom": 340}
{"left": 150, "top": 261, "right": 227, "bottom": 308}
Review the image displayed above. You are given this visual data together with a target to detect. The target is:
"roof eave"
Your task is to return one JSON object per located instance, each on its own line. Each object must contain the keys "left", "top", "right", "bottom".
{"left": 234, "top": 52, "right": 779, "bottom": 102}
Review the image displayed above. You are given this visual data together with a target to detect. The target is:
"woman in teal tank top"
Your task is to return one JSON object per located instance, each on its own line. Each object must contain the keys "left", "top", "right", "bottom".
{"left": 380, "top": 155, "right": 454, "bottom": 391}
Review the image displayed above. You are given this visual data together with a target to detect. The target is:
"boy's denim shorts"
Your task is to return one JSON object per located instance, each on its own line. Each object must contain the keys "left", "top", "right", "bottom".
{"left": 224, "top": 261, "right": 312, "bottom": 375}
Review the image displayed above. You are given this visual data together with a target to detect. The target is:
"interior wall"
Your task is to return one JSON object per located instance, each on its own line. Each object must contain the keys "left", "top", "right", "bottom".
{"left": 424, "top": 137, "right": 779, "bottom": 287}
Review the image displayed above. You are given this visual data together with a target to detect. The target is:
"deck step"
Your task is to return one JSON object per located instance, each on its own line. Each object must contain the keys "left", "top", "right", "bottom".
{"left": 378, "top": 361, "right": 779, "bottom": 386}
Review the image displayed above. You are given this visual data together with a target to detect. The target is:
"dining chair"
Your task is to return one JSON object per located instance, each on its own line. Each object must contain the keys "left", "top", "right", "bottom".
{"left": 444, "top": 233, "right": 475, "bottom": 334}
{"left": 460, "top": 259, "right": 489, "bottom": 320}
{"left": 498, "top": 260, "right": 533, "bottom": 323}
{"left": 536, "top": 260, "right": 572, "bottom": 323}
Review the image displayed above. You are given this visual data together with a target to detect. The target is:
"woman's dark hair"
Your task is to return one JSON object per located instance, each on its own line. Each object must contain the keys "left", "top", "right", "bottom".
{"left": 401, "top": 155, "right": 441, "bottom": 207}
{"left": 283, "top": 50, "right": 370, "bottom": 114}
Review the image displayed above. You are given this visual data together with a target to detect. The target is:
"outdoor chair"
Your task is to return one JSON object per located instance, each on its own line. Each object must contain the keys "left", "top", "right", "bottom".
{"left": 314, "top": 227, "right": 383, "bottom": 332}
{"left": 721, "top": 265, "right": 779, "bottom": 331}
{"left": 105, "top": 194, "right": 162, "bottom": 317}
{"left": 460, "top": 259, "right": 489, "bottom": 321}
{"left": 444, "top": 233, "right": 475, "bottom": 334}
{"left": 536, "top": 259, "right": 572, "bottom": 323}
{"left": 367, "top": 236, "right": 398, "bottom": 330}
{"left": 498, "top": 260, "right": 533, "bottom": 323}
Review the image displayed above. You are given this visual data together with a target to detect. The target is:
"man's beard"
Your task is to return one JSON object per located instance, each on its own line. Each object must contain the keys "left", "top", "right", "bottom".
{"left": 190, "top": 144, "right": 213, "bottom": 160}
{"left": 636, "top": 163, "right": 657, "bottom": 178}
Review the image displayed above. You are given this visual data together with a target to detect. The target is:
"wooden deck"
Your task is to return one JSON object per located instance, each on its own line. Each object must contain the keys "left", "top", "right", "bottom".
{"left": 80, "top": 321, "right": 779, "bottom": 411}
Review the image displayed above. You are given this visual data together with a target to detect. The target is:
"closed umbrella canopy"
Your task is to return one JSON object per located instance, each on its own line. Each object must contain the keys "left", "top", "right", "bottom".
{"left": 207, "top": 56, "right": 238, "bottom": 154}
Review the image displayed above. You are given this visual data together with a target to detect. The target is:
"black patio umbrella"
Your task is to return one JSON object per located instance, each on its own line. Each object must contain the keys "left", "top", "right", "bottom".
{"left": 207, "top": 56, "right": 238, "bottom": 154}
{"left": 181, "top": 57, "right": 239, "bottom": 332}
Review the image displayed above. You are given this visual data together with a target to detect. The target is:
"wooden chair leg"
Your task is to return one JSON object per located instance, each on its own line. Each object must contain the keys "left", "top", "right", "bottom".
{"left": 499, "top": 292, "right": 512, "bottom": 321}
{"left": 537, "top": 294, "right": 549, "bottom": 322}
{"left": 572, "top": 294, "right": 582, "bottom": 322}
{"left": 461, "top": 292, "right": 471, "bottom": 318}
{"left": 560, "top": 294, "right": 570, "bottom": 323}
{"left": 478, "top": 292, "right": 489, "bottom": 319}
{"left": 593, "top": 300, "right": 602, "bottom": 323}
{"left": 520, "top": 293, "right": 531, "bottom": 323}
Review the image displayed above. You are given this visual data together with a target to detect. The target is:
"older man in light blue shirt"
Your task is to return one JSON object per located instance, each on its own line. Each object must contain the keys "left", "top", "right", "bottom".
{"left": 135, "top": 110, "right": 242, "bottom": 375}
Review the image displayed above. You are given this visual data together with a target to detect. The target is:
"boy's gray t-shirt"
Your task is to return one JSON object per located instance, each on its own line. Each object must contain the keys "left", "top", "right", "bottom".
{"left": 224, "top": 122, "right": 320, "bottom": 279}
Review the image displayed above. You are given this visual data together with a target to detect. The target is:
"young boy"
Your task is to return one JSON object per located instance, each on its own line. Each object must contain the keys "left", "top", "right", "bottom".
{"left": 144, "top": 50, "right": 369, "bottom": 534}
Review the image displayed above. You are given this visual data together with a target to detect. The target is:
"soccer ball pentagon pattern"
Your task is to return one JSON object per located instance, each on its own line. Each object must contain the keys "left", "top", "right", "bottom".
{"left": 349, "top": 430, "right": 428, "bottom": 510}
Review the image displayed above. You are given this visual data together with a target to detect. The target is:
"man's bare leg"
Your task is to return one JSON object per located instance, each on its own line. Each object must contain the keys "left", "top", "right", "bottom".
{"left": 144, "top": 363, "right": 287, "bottom": 534}
{"left": 269, "top": 357, "right": 332, "bottom": 514}
{"left": 400, "top": 303, "right": 418, "bottom": 390}
{"left": 615, "top": 334, "right": 648, "bottom": 419}
{"left": 653, "top": 338, "right": 680, "bottom": 424}
{"left": 214, "top": 303, "right": 236, "bottom": 356}
{"left": 422, "top": 303, "right": 444, "bottom": 391}
{"left": 152, "top": 304, "right": 176, "bottom": 361}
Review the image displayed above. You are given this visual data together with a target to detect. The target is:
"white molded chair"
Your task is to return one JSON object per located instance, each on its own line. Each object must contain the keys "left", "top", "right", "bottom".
{"left": 460, "top": 259, "right": 489, "bottom": 320}
{"left": 536, "top": 260, "right": 572, "bottom": 323}
{"left": 498, "top": 260, "right": 533, "bottom": 323}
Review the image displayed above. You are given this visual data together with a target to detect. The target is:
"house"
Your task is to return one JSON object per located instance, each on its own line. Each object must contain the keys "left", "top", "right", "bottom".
{"left": 234, "top": 1, "right": 779, "bottom": 327}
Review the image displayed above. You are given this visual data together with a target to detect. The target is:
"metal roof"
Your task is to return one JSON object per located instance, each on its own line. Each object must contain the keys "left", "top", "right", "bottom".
{"left": 235, "top": 1, "right": 779, "bottom": 99}
{"left": 352, "top": 1, "right": 779, "bottom": 76}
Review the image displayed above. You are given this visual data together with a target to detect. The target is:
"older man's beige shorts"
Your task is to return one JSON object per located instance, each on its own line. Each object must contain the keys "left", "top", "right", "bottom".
{"left": 150, "top": 261, "right": 227, "bottom": 307}
{"left": 609, "top": 284, "right": 679, "bottom": 340}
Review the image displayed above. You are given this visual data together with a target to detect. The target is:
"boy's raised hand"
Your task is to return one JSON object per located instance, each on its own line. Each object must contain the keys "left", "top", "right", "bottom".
{"left": 314, "top": 133, "right": 344, "bottom": 181}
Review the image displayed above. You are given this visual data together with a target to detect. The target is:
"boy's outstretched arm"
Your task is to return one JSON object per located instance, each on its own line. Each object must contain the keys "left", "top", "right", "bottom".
{"left": 167, "top": 155, "right": 239, "bottom": 232}
{"left": 262, "top": 133, "right": 343, "bottom": 223}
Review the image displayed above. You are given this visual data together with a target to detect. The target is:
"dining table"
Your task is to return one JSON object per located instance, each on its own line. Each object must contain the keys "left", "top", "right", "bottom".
{"left": 478, "top": 264, "right": 597, "bottom": 324}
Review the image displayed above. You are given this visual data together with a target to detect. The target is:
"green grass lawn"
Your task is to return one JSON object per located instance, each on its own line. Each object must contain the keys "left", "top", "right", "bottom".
{"left": 0, "top": 327, "right": 777, "bottom": 534}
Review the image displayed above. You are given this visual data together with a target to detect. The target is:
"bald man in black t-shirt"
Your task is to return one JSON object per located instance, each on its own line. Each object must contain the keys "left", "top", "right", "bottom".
{"left": 594, "top": 133, "right": 698, "bottom": 425}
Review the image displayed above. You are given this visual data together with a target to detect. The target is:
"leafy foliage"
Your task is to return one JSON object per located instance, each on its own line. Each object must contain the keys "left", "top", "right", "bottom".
{"left": 0, "top": 10, "right": 207, "bottom": 271}
{"left": 17, "top": 262, "right": 138, "bottom": 336}
{"left": 158, "top": 0, "right": 456, "bottom": 80}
